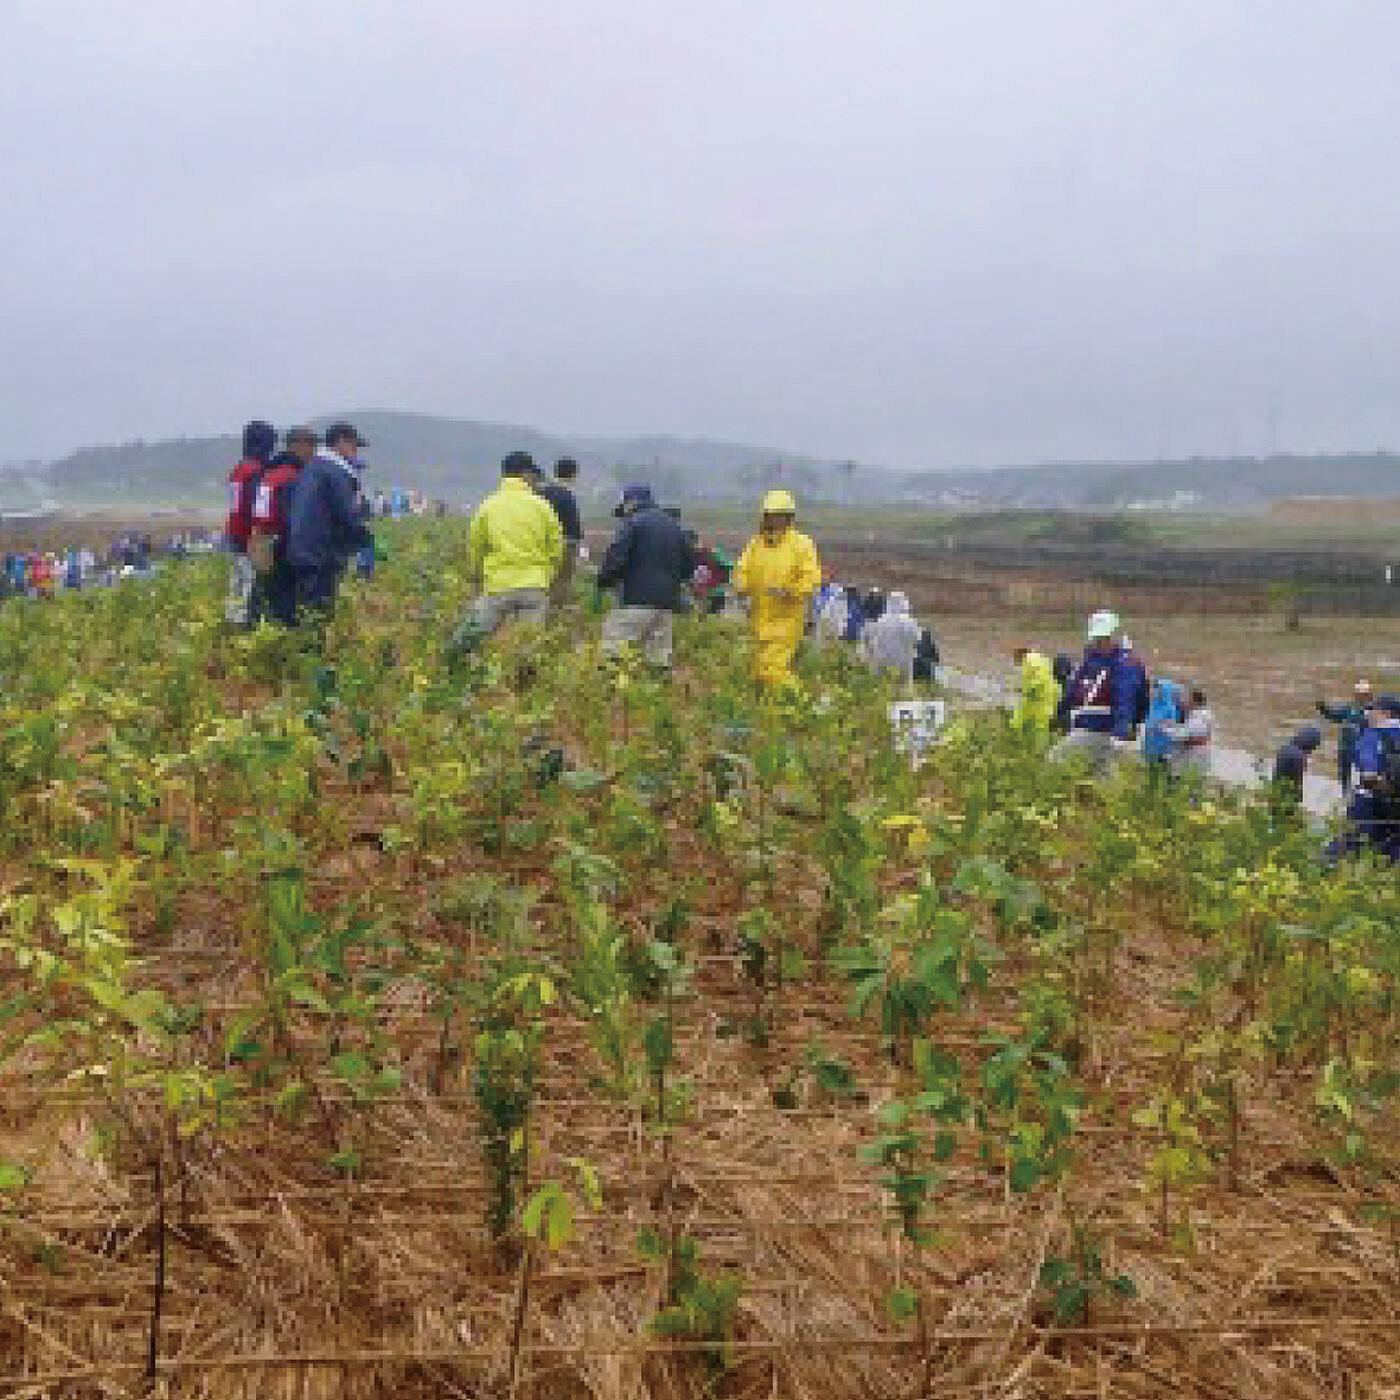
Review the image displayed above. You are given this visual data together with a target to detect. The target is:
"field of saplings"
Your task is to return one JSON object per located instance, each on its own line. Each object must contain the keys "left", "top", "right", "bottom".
{"left": 0, "top": 519, "right": 1397, "bottom": 1399}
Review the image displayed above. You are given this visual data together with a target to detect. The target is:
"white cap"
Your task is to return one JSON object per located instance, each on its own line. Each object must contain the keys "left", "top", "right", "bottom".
{"left": 1087, "top": 609, "right": 1120, "bottom": 640}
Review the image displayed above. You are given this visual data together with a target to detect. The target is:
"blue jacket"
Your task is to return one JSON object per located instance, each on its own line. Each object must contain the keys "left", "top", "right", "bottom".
{"left": 1059, "top": 644, "right": 1137, "bottom": 740}
{"left": 841, "top": 594, "right": 865, "bottom": 643}
{"left": 1343, "top": 725, "right": 1400, "bottom": 838}
{"left": 286, "top": 451, "right": 373, "bottom": 571}
{"left": 1143, "top": 678, "right": 1185, "bottom": 761}
{"left": 1355, "top": 724, "right": 1400, "bottom": 789}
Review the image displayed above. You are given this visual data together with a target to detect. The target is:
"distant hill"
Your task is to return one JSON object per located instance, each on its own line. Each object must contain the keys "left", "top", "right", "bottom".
{"left": 896, "top": 453, "right": 1400, "bottom": 509}
{"left": 34, "top": 411, "right": 831, "bottom": 509}
{"left": 19, "top": 409, "right": 1400, "bottom": 512}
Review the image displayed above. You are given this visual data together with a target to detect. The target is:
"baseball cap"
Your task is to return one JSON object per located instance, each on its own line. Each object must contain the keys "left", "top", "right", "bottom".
{"left": 613, "top": 483, "right": 654, "bottom": 516}
{"left": 323, "top": 421, "right": 366, "bottom": 448}
{"left": 501, "top": 451, "right": 537, "bottom": 477}
{"left": 1087, "top": 610, "right": 1120, "bottom": 640}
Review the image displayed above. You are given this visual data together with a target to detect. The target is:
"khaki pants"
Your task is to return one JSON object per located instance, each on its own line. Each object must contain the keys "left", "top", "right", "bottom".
{"left": 473, "top": 588, "right": 549, "bottom": 635}
{"left": 602, "top": 605, "right": 675, "bottom": 667}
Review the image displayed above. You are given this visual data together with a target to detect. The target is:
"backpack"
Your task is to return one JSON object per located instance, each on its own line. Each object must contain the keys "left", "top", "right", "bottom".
{"left": 248, "top": 464, "right": 298, "bottom": 573}
{"left": 1377, "top": 730, "right": 1400, "bottom": 804}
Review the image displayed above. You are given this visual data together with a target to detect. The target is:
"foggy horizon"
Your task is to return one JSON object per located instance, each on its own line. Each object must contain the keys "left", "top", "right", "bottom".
{"left": 5, "top": 2, "right": 1400, "bottom": 470}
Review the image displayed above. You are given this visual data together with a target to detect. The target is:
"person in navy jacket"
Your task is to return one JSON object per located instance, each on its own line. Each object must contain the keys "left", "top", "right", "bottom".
{"left": 1051, "top": 609, "right": 1139, "bottom": 774}
{"left": 285, "top": 422, "right": 374, "bottom": 616}
{"left": 1330, "top": 695, "right": 1400, "bottom": 861}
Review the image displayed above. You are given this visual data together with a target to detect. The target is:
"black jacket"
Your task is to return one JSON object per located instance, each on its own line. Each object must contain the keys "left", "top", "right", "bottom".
{"left": 539, "top": 481, "right": 582, "bottom": 542}
{"left": 598, "top": 506, "right": 696, "bottom": 609}
{"left": 912, "top": 629, "right": 939, "bottom": 680}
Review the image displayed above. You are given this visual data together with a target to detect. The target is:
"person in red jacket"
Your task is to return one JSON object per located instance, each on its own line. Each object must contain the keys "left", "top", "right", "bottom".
{"left": 225, "top": 420, "right": 275, "bottom": 626}
{"left": 248, "top": 425, "right": 316, "bottom": 625}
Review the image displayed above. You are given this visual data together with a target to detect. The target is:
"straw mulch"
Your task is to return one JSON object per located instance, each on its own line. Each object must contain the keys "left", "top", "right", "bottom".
{"left": 0, "top": 813, "right": 1396, "bottom": 1399}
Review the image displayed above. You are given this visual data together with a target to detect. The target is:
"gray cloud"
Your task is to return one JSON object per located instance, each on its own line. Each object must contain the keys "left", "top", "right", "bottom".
{"left": 3, "top": 0, "right": 1399, "bottom": 466}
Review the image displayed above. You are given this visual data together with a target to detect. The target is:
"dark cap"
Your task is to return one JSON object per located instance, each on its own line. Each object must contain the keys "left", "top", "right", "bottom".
{"left": 501, "top": 450, "right": 537, "bottom": 477}
{"left": 323, "top": 421, "right": 366, "bottom": 448}
{"left": 555, "top": 456, "right": 579, "bottom": 479}
{"left": 1294, "top": 725, "right": 1323, "bottom": 752}
{"left": 285, "top": 425, "right": 318, "bottom": 445}
{"left": 613, "top": 483, "right": 654, "bottom": 517}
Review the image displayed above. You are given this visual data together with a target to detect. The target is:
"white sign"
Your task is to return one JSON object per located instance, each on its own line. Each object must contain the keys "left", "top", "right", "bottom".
{"left": 888, "top": 700, "right": 946, "bottom": 766}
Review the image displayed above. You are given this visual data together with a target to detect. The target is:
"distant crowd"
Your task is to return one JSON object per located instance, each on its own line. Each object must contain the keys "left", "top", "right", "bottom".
{"left": 0, "top": 529, "right": 218, "bottom": 600}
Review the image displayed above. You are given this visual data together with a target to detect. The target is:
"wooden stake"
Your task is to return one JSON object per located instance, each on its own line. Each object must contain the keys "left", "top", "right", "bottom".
{"left": 145, "top": 1155, "right": 166, "bottom": 1386}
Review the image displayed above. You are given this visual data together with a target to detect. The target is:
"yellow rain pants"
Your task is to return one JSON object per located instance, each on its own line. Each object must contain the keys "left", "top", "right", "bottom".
{"left": 734, "top": 528, "right": 822, "bottom": 686}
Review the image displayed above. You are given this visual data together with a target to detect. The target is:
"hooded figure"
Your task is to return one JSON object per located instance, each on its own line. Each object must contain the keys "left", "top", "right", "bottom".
{"left": 224, "top": 419, "right": 276, "bottom": 626}
{"left": 913, "top": 628, "right": 940, "bottom": 683}
{"left": 1142, "top": 678, "right": 1186, "bottom": 764}
{"left": 863, "top": 590, "right": 922, "bottom": 682}
{"left": 1011, "top": 648, "right": 1058, "bottom": 736}
{"left": 733, "top": 489, "right": 822, "bottom": 686}
{"left": 226, "top": 421, "right": 275, "bottom": 548}
{"left": 814, "top": 580, "right": 850, "bottom": 643}
{"left": 1272, "top": 724, "right": 1322, "bottom": 813}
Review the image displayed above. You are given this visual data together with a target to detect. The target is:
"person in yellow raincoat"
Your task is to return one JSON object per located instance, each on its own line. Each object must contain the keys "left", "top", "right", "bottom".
{"left": 1011, "top": 645, "right": 1059, "bottom": 737}
{"left": 734, "top": 490, "right": 822, "bottom": 686}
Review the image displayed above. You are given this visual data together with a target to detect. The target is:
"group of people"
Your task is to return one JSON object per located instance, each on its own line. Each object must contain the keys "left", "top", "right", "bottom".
{"left": 1275, "top": 680, "right": 1400, "bottom": 860}
{"left": 1010, "top": 606, "right": 1398, "bottom": 860}
{"left": 369, "top": 488, "right": 439, "bottom": 520}
{"left": 225, "top": 420, "right": 378, "bottom": 627}
{"left": 453, "top": 460, "right": 821, "bottom": 686}
{"left": 0, "top": 529, "right": 218, "bottom": 601}
{"left": 813, "top": 582, "right": 940, "bottom": 685}
{"left": 2, "top": 549, "right": 98, "bottom": 598}
{"left": 1004, "top": 611, "right": 1215, "bottom": 780}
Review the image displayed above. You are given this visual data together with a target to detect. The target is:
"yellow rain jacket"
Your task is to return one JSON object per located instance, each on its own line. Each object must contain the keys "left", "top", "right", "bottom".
{"left": 1012, "top": 649, "right": 1059, "bottom": 735}
{"left": 468, "top": 477, "right": 564, "bottom": 595}
{"left": 734, "top": 527, "right": 822, "bottom": 686}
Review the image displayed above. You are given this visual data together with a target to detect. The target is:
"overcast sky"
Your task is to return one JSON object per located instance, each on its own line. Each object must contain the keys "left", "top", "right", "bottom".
{"left": 4, "top": 1, "right": 1400, "bottom": 468}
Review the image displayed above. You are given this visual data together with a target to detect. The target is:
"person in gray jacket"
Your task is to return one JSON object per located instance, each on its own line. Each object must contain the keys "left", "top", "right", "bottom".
{"left": 862, "top": 589, "right": 922, "bottom": 685}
